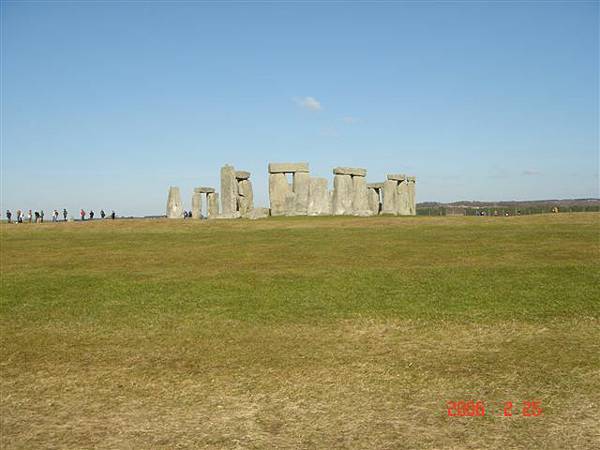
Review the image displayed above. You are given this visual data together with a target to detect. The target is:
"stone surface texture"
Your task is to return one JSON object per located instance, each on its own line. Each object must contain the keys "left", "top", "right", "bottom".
{"left": 235, "top": 171, "right": 251, "bottom": 180}
{"left": 367, "top": 188, "right": 380, "bottom": 216}
{"left": 246, "top": 207, "right": 270, "bottom": 220}
{"left": 307, "top": 177, "right": 330, "bottom": 216}
{"left": 269, "top": 173, "right": 291, "bottom": 216}
{"left": 220, "top": 165, "right": 238, "bottom": 216}
{"left": 268, "top": 162, "right": 309, "bottom": 173}
{"left": 293, "top": 172, "right": 310, "bottom": 215}
{"left": 407, "top": 177, "right": 416, "bottom": 216}
{"left": 194, "top": 187, "right": 215, "bottom": 194}
{"left": 191, "top": 192, "right": 201, "bottom": 219}
{"left": 333, "top": 167, "right": 367, "bottom": 177}
{"left": 381, "top": 180, "right": 397, "bottom": 215}
{"left": 166, "top": 186, "right": 183, "bottom": 219}
{"left": 238, "top": 179, "right": 254, "bottom": 216}
{"left": 387, "top": 174, "right": 407, "bottom": 182}
{"left": 207, "top": 192, "right": 219, "bottom": 219}
{"left": 352, "top": 175, "right": 371, "bottom": 216}
{"left": 397, "top": 179, "right": 410, "bottom": 215}
{"left": 333, "top": 174, "right": 354, "bottom": 215}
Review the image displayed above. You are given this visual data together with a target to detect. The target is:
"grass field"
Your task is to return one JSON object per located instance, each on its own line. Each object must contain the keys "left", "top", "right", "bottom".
{"left": 1, "top": 213, "right": 599, "bottom": 449}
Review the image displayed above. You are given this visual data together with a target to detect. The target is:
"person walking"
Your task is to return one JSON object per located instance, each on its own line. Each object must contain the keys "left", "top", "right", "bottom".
{"left": 40, "top": 210, "right": 45, "bottom": 223}
{"left": 6, "top": 210, "right": 12, "bottom": 223}
{"left": 16, "top": 210, "right": 22, "bottom": 223}
{"left": 27, "top": 210, "right": 32, "bottom": 223}
{"left": 34, "top": 211, "right": 40, "bottom": 223}
{"left": 63, "top": 208, "right": 68, "bottom": 221}
{"left": 89, "top": 210, "right": 94, "bottom": 220}
{"left": 100, "top": 209, "right": 106, "bottom": 219}
{"left": 80, "top": 209, "right": 85, "bottom": 221}
{"left": 110, "top": 210, "right": 115, "bottom": 220}
{"left": 52, "top": 210, "right": 58, "bottom": 222}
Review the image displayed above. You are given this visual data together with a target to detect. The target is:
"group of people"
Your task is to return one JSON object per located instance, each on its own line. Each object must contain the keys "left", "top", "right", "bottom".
{"left": 5, "top": 208, "right": 116, "bottom": 223}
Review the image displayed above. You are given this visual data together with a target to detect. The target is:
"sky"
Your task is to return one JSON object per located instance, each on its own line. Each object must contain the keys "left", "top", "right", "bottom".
{"left": 1, "top": 1, "right": 598, "bottom": 217}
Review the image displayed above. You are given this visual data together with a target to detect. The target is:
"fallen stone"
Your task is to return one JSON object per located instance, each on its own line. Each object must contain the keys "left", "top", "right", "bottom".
{"left": 244, "top": 207, "right": 270, "bottom": 220}
{"left": 333, "top": 167, "right": 367, "bottom": 177}
{"left": 268, "top": 162, "right": 309, "bottom": 173}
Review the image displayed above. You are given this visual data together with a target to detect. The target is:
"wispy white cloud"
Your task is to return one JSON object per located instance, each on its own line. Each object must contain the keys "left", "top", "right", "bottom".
{"left": 293, "top": 96, "right": 322, "bottom": 111}
{"left": 341, "top": 116, "right": 359, "bottom": 124}
{"left": 522, "top": 169, "right": 542, "bottom": 176}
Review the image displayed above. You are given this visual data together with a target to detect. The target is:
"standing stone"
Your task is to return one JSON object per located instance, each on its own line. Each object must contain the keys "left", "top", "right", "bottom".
{"left": 333, "top": 174, "right": 354, "bottom": 215}
{"left": 166, "top": 186, "right": 183, "bottom": 219}
{"left": 207, "top": 192, "right": 219, "bottom": 219}
{"left": 328, "top": 190, "right": 334, "bottom": 215}
{"left": 191, "top": 192, "right": 201, "bottom": 219}
{"left": 367, "top": 188, "right": 380, "bottom": 216}
{"left": 269, "top": 173, "right": 291, "bottom": 216}
{"left": 381, "top": 180, "right": 397, "bottom": 215}
{"left": 284, "top": 192, "right": 296, "bottom": 216}
{"left": 220, "top": 165, "right": 238, "bottom": 216}
{"left": 293, "top": 172, "right": 310, "bottom": 215}
{"left": 238, "top": 179, "right": 254, "bottom": 216}
{"left": 307, "top": 177, "right": 330, "bottom": 216}
{"left": 352, "top": 176, "right": 371, "bottom": 216}
{"left": 397, "top": 179, "right": 410, "bottom": 215}
{"left": 407, "top": 177, "right": 416, "bottom": 216}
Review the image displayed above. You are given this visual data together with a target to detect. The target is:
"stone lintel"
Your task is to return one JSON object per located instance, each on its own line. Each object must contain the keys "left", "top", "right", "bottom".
{"left": 194, "top": 187, "right": 216, "bottom": 194}
{"left": 367, "top": 182, "right": 384, "bottom": 190}
{"left": 406, "top": 176, "right": 416, "bottom": 182}
{"left": 333, "top": 167, "right": 367, "bottom": 177}
{"left": 387, "top": 174, "right": 407, "bottom": 181}
{"left": 268, "top": 162, "right": 309, "bottom": 173}
{"left": 235, "top": 171, "right": 251, "bottom": 180}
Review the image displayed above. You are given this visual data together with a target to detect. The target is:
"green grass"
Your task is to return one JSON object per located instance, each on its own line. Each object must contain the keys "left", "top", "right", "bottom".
{"left": 1, "top": 213, "right": 599, "bottom": 448}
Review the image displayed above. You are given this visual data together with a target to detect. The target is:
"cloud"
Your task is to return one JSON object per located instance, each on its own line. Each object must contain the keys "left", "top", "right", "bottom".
{"left": 522, "top": 169, "right": 542, "bottom": 176}
{"left": 294, "top": 96, "right": 322, "bottom": 111}
{"left": 341, "top": 116, "right": 359, "bottom": 124}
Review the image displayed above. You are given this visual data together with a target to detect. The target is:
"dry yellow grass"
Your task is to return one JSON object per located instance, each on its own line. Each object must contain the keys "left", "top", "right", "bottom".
{"left": 1, "top": 213, "right": 599, "bottom": 448}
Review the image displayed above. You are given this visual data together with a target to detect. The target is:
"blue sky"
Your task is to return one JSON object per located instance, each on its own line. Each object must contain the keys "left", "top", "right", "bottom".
{"left": 2, "top": 1, "right": 598, "bottom": 216}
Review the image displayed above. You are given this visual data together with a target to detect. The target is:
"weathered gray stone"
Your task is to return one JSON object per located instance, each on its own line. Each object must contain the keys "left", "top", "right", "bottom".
{"left": 191, "top": 192, "right": 201, "bottom": 219}
{"left": 381, "top": 180, "right": 397, "bottom": 215}
{"left": 387, "top": 173, "right": 407, "bottom": 182}
{"left": 407, "top": 177, "right": 416, "bottom": 216}
{"left": 333, "top": 167, "right": 367, "bottom": 177}
{"left": 328, "top": 190, "right": 334, "bottom": 215}
{"left": 269, "top": 173, "right": 291, "bottom": 216}
{"left": 214, "top": 211, "right": 241, "bottom": 219}
{"left": 220, "top": 165, "right": 238, "bottom": 215}
{"left": 238, "top": 179, "right": 254, "bottom": 215}
{"left": 333, "top": 174, "right": 354, "bottom": 215}
{"left": 293, "top": 172, "right": 310, "bottom": 215}
{"left": 397, "top": 179, "right": 410, "bottom": 215}
{"left": 245, "top": 207, "right": 270, "bottom": 220}
{"left": 235, "top": 171, "right": 251, "bottom": 180}
{"left": 166, "top": 186, "right": 183, "bottom": 219}
{"left": 207, "top": 192, "right": 219, "bottom": 219}
{"left": 367, "top": 182, "right": 384, "bottom": 190}
{"left": 268, "top": 162, "right": 309, "bottom": 173}
{"left": 367, "top": 188, "right": 380, "bottom": 216}
{"left": 352, "top": 175, "right": 371, "bottom": 216}
{"left": 307, "top": 177, "right": 330, "bottom": 216}
{"left": 194, "top": 187, "right": 215, "bottom": 194}
{"left": 284, "top": 192, "right": 296, "bottom": 216}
